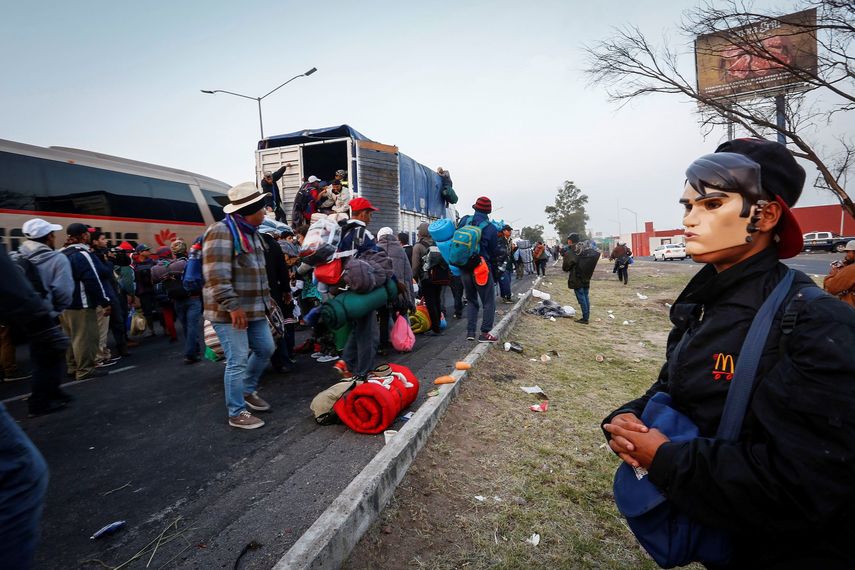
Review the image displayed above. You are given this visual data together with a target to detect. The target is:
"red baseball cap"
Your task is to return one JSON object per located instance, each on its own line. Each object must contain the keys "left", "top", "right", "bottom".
{"left": 349, "top": 197, "right": 378, "bottom": 212}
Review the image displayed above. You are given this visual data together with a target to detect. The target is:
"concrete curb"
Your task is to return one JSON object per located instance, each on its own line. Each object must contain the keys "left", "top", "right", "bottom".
{"left": 273, "top": 278, "right": 541, "bottom": 570}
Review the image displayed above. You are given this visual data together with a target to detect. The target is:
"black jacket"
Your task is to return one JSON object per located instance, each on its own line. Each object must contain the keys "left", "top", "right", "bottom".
{"left": 261, "top": 165, "right": 287, "bottom": 209}
{"left": 603, "top": 248, "right": 855, "bottom": 567}
{"left": 562, "top": 243, "right": 599, "bottom": 289}
{"left": 260, "top": 233, "right": 289, "bottom": 310}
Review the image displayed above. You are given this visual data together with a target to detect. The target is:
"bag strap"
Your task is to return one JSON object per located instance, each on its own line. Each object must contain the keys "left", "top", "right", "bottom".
{"left": 716, "top": 268, "right": 795, "bottom": 441}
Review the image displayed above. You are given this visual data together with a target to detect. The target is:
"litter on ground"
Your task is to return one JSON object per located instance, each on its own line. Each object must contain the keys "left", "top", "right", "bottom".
{"left": 520, "top": 386, "right": 545, "bottom": 394}
{"left": 434, "top": 375, "right": 455, "bottom": 385}
{"left": 622, "top": 320, "right": 630, "bottom": 325}
{"left": 608, "top": 314, "right": 616, "bottom": 319}
{"left": 531, "top": 289, "right": 551, "bottom": 300}
{"left": 504, "top": 341, "right": 524, "bottom": 353}
{"left": 540, "top": 354, "right": 551, "bottom": 362}
{"left": 595, "top": 354, "right": 605, "bottom": 362}
{"left": 530, "top": 401, "right": 549, "bottom": 412}
{"left": 475, "top": 495, "right": 486, "bottom": 502}
{"left": 455, "top": 361, "right": 471, "bottom": 370}
{"left": 427, "top": 388, "right": 440, "bottom": 397}
{"left": 527, "top": 299, "right": 574, "bottom": 319}
{"left": 636, "top": 292, "right": 649, "bottom": 300}
{"left": 526, "top": 533, "right": 541, "bottom": 546}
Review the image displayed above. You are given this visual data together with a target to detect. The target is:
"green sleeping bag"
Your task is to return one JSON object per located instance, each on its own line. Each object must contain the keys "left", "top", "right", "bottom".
{"left": 333, "top": 322, "right": 353, "bottom": 351}
{"left": 321, "top": 279, "right": 398, "bottom": 329}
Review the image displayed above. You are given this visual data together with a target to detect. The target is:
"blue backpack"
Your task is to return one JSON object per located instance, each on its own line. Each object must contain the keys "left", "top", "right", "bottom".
{"left": 182, "top": 237, "right": 204, "bottom": 294}
{"left": 448, "top": 216, "right": 488, "bottom": 270}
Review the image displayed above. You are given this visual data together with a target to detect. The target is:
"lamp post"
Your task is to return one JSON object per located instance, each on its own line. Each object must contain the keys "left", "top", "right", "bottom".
{"left": 621, "top": 207, "right": 638, "bottom": 233}
{"left": 201, "top": 67, "right": 317, "bottom": 139}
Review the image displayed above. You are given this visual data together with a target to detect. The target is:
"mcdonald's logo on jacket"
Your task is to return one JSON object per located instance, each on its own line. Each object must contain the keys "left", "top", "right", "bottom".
{"left": 712, "top": 352, "right": 735, "bottom": 381}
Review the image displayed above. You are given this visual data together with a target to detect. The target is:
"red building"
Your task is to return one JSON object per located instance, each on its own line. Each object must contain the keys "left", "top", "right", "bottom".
{"left": 631, "top": 222, "right": 684, "bottom": 257}
{"left": 791, "top": 204, "right": 855, "bottom": 236}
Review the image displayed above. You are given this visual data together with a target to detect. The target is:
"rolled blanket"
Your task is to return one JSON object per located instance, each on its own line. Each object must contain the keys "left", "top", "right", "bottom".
{"left": 333, "top": 364, "right": 420, "bottom": 434}
{"left": 320, "top": 279, "right": 398, "bottom": 329}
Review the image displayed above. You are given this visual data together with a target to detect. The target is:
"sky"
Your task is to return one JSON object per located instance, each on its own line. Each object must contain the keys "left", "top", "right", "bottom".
{"left": 1, "top": 0, "right": 850, "bottom": 239}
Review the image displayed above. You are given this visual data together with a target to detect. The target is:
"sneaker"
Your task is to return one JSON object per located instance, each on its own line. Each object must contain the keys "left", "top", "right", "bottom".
{"left": 575, "top": 318, "right": 589, "bottom": 325}
{"left": 317, "top": 354, "right": 338, "bottom": 363}
{"left": 27, "top": 401, "right": 66, "bottom": 418}
{"left": 96, "top": 360, "right": 117, "bottom": 368}
{"left": 243, "top": 391, "right": 271, "bottom": 412}
{"left": 502, "top": 297, "right": 514, "bottom": 304}
{"left": 76, "top": 369, "right": 108, "bottom": 381}
{"left": 3, "top": 369, "right": 32, "bottom": 382}
{"left": 228, "top": 410, "right": 265, "bottom": 430}
{"left": 310, "top": 352, "right": 324, "bottom": 359}
{"left": 183, "top": 356, "right": 200, "bottom": 364}
{"left": 466, "top": 334, "right": 476, "bottom": 341}
{"left": 478, "top": 332, "right": 499, "bottom": 343}
{"left": 334, "top": 360, "right": 351, "bottom": 377}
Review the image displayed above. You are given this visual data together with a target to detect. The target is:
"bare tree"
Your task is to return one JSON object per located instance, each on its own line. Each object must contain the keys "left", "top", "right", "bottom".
{"left": 585, "top": 0, "right": 855, "bottom": 219}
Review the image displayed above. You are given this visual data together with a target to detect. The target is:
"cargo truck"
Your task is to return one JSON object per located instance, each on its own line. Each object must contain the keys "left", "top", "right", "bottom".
{"left": 255, "top": 125, "right": 455, "bottom": 237}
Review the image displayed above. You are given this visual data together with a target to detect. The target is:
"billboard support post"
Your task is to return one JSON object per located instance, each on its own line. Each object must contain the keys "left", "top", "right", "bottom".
{"left": 775, "top": 94, "right": 786, "bottom": 145}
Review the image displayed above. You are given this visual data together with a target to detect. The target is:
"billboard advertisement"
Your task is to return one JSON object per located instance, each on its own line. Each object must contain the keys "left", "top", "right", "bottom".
{"left": 695, "top": 8, "right": 818, "bottom": 100}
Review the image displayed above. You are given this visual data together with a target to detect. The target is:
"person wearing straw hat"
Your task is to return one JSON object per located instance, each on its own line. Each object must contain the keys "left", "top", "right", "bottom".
{"left": 203, "top": 182, "right": 276, "bottom": 430}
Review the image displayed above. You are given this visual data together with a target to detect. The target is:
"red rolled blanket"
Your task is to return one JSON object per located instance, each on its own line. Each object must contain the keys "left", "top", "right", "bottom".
{"left": 333, "top": 364, "right": 420, "bottom": 434}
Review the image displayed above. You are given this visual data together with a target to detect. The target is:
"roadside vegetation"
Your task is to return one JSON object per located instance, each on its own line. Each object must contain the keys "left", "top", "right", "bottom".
{"left": 345, "top": 260, "right": 700, "bottom": 569}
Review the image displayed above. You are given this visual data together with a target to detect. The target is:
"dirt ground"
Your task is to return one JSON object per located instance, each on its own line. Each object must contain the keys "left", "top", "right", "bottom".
{"left": 344, "top": 259, "right": 700, "bottom": 570}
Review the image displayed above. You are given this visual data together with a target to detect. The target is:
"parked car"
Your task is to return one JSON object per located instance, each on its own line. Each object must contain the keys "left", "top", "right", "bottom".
{"left": 802, "top": 231, "right": 855, "bottom": 253}
{"left": 653, "top": 243, "right": 688, "bottom": 261}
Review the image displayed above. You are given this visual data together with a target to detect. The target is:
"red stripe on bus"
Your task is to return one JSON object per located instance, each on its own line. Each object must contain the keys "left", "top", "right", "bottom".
{"left": 0, "top": 209, "right": 208, "bottom": 226}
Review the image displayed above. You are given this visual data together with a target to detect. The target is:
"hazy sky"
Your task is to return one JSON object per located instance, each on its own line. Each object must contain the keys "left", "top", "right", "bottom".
{"left": 1, "top": 0, "right": 848, "bottom": 238}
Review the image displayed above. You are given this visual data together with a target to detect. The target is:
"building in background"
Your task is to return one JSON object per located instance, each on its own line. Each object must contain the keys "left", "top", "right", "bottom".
{"left": 791, "top": 205, "right": 855, "bottom": 236}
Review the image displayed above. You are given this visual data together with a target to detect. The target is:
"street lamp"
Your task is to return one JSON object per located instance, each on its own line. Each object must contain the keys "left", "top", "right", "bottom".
{"left": 621, "top": 207, "right": 638, "bottom": 233}
{"left": 201, "top": 67, "right": 317, "bottom": 139}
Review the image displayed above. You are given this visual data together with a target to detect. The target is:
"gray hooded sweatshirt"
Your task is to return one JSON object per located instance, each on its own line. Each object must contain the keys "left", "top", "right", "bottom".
{"left": 16, "top": 240, "right": 74, "bottom": 317}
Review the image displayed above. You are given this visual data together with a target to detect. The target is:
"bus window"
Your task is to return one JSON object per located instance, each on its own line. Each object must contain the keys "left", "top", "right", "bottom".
{"left": 200, "top": 188, "right": 226, "bottom": 221}
{"left": 0, "top": 151, "right": 43, "bottom": 211}
{"left": 148, "top": 178, "right": 204, "bottom": 223}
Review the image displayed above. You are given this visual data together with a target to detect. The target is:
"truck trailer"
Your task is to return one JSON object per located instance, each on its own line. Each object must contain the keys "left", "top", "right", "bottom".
{"left": 255, "top": 125, "right": 454, "bottom": 236}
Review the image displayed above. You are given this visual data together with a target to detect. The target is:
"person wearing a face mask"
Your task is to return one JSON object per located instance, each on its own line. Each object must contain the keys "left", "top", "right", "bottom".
{"left": 601, "top": 139, "right": 855, "bottom": 568}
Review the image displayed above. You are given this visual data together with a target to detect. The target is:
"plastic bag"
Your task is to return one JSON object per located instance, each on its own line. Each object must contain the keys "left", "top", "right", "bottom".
{"left": 300, "top": 218, "right": 341, "bottom": 264}
{"left": 390, "top": 314, "right": 416, "bottom": 352}
{"left": 130, "top": 310, "right": 147, "bottom": 337}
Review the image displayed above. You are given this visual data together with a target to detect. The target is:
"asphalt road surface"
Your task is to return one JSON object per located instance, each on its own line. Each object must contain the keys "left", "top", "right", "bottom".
{"left": 3, "top": 274, "right": 535, "bottom": 570}
{"left": 644, "top": 251, "right": 840, "bottom": 277}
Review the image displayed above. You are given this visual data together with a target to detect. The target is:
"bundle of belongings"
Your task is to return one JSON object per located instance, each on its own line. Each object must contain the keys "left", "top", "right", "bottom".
{"left": 310, "top": 364, "right": 420, "bottom": 432}
{"left": 515, "top": 239, "right": 534, "bottom": 273}
{"left": 527, "top": 299, "right": 576, "bottom": 319}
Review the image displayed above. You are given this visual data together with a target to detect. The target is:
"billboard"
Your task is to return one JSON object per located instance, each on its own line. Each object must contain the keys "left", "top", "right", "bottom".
{"left": 695, "top": 8, "right": 818, "bottom": 100}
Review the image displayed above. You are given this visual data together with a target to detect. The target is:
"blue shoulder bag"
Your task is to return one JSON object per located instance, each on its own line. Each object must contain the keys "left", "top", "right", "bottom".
{"left": 612, "top": 269, "right": 816, "bottom": 568}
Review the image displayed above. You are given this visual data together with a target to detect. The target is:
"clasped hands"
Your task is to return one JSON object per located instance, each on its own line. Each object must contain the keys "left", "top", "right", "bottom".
{"left": 603, "top": 413, "right": 670, "bottom": 470}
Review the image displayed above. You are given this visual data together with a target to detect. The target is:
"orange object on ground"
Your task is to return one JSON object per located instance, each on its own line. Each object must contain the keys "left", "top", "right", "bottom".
{"left": 434, "top": 375, "right": 456, "bottom": 385}
{"left": 455, "top": 361, "right": 471, "bottom": 370}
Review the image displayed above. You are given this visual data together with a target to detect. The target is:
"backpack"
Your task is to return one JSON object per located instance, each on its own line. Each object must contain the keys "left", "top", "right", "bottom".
{"left": 292, "top": 184, "right": 313, "bottom": 220}
{"left": 421, "top": 245, "right": 451, "bottom": 285}
{"left": 163, "top": 274, "right": 190, "bottom": 300}
{"left": 182, "top": 242, "right": 204, "bottom": 294}
{"left": 448, "top": 217, "right": 489, "bottom": 270}
{"left": 15, "top": 255, "right": 47, "bottom": 299}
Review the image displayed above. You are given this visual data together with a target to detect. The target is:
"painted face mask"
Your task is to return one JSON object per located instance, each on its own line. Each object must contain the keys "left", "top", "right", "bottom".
{"left": 681, "top": 152, "right": 769, "bottom": 256}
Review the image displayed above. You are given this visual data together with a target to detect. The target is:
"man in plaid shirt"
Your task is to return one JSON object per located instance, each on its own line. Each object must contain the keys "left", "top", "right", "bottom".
{"left": 203, "top": 182, "right": 275, "bottom": 430}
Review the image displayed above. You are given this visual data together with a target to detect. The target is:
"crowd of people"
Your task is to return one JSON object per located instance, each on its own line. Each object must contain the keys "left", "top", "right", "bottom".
{"left": 202, "top": 176, "right": 539, "bottom": 429}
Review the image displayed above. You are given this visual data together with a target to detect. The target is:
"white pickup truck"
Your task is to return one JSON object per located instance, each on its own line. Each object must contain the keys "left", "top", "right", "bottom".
{"left": 802, "top": 231, "right": 855, "bottom": 253}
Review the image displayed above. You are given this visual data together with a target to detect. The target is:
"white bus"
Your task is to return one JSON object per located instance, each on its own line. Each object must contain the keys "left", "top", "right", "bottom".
{"left": 0, "top": 138, "right": 230, "bottom": 251}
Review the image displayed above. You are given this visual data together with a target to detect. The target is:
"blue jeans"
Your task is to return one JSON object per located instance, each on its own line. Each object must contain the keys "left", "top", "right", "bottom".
{"left": 174, "top": 297, "right": 203, "bottom": 359}
{"left": 498, "top": 269, "right": 511, "bottom": 299}
{"left": 343, "top": 310, "right": 378, "bottom": 377}
{"left": 574, "top": 288, "right": 590, "bottom": 320}
{"left": 461, "top": 271, "right": 496, "bottom": 336}
{"left": 212, "top": 319, "right": 275, "bottom": 417}
{"left": 0, "top": 403, "right": 48, "bottom": 570}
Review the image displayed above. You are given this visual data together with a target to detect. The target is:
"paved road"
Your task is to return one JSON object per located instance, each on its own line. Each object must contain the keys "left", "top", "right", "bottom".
{"left": 643, "top": 252, "right": 839, "bottom": 276}
{"left": 3, "top": 275, "right": 535, "bottom": 569}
